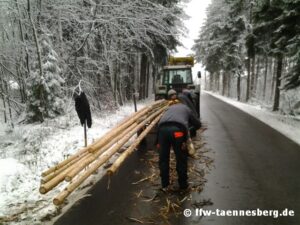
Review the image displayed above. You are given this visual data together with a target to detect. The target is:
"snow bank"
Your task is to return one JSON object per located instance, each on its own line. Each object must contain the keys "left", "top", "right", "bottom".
{"left": 204, "top": 91, "right": 300, "bottom": 146}
{"left": 0, "top": 158, "right": 33, "bottom": 196}
{"left": 0, "top": 98, "right": 152, "bottom": 224}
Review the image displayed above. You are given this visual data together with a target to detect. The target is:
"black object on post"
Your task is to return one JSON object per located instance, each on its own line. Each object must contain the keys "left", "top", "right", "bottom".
{"left": 74, "top": 91, "right": 92, "bottom": 147}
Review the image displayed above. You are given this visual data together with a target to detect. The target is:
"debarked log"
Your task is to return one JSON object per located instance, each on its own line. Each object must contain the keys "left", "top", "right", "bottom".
{"left": 53, "top": 108, "right": 167, "bottom": 205}
{"left": 107, "top": 113, "right": 163, "bottom": 175}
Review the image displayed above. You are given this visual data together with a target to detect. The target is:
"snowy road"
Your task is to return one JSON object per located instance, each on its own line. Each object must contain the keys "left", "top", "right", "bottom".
{"left": 52, "top": 93, "right": 300, "bottom": 225}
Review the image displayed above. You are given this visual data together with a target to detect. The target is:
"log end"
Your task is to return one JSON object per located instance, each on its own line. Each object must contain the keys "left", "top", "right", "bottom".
{"left": 65, "top": 176, "right": 72, "bottom": 182}
{"left": 53, "top": 190, "right": 70, "bottom": 206}
{"left": 39, "top": 186, "right": 47, "bottom": 194}
{"left": 106, "top": 170, "right": 114, "bottom": 176}
{"left": 53, "top": 198, "right": 63, "bottom": 206}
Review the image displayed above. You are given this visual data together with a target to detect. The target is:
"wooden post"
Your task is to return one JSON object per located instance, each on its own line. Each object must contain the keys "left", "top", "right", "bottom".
{"left": 133, "top": 92, "right": 138, "bottom": 112}
{"left": 84, "top": 120, "right": 87, "bottom": 147}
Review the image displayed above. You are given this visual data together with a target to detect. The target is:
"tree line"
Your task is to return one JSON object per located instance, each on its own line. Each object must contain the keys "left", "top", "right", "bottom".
{"left": 193, "top": 0, "right": 300, "bottom": 114}
{"left": 0, "top": 0, "right": 183, "bottom": 124}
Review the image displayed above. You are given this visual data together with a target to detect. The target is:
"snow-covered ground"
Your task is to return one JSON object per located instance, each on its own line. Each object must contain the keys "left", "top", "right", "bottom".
{"left": 0, "top": 98, "right": 152, "bottom": 224}
{"left": 204, "top": 91, "right": 300, "bottom": 146}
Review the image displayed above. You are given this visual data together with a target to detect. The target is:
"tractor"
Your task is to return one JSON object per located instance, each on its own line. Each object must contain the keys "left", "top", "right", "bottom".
{"left": 155, "top": 56, "right": 201, "bottom": 116}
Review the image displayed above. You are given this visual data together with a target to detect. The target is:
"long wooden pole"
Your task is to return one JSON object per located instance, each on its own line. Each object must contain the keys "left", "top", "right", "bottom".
{"left": 40, "top": 121, "right": 138, "bottom": 193}
{"left": 41, "top": 147, "right": 89, "bottom": 177}
{"left": 40, "top": 105, "right": 166, "bottom": 193}
{"left": 64, "top": 122, "right": 137, "bottom": 182}
{"left": 88, "top": 101, "right": 167, "bottom": 153}
{"left": 65, "top": 106, "right": 167, "bottom": 182}
{"left": 53, "top": 108, "right": 167, "bottom": 205}
{"left": 41, "top": 151, "right": 89, "bottom": 184}
{"left": 41, "top": 109, "right": 146, "bottom": 177}
{"left": 107, "top": 113, "right": 163, "bottom": 175}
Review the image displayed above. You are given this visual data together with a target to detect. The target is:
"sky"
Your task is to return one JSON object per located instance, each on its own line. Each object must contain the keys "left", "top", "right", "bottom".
{"left": 175, "top": 0, "right": 212, "bottom": 76}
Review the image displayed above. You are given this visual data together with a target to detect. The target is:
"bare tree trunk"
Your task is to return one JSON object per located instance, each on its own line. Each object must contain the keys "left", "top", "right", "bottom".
{"left": 213, "top": 73, "right": 217, "bottom": 92}
{"left": 16, "top": 0, "right": 30, "bottom": 76}
{"left": 145, "top": 59, "right": 150, "bottom": 98}
{"left": 139, "top": 54, "right": 147, "bottom": 100}
{"left": 270, "top": 58, "right": 277, "bottom": 102}
{"left": 273, "top": 54, "right": 283, "bottom": 111}
{"left": 237, "top": 73, "right": 241, "bottom": 101}
{"left": 254, "top": 55, "right": 260, "bottom": 97}
{"left": 268, "top": 57, "right": 274, "bottom": 101}
{"left": 262, "top": 57, "right": 268, "bottom": 100}
{"left": 227, "top": 73, "right": 231, "bottom": 97}
{"left": 28, "top": 0, "right": 43, "bottom": 78}
{"left": 250, "top": 54, "right": 256, "bottom": 98}
{"left": 15, "top": 64, "right": 26, "bottom": 103}
{"left": 114, "top": 63, "right": 118, "bottom": 105}
{"left": 247, "top": 0, "right": 253, "bottom": 101}
{"left": 28, "top": 0, "right": 45, "bottom": 121}
{"left": 211, "top": 73, "right": 215, "bottom": 91}
{"left": 108, "top": 61, "right": 118, "bottom": 106}
{"left": 222, "top": 73, "right": 226, "bottom": 96}
{"left": 118, "top": 63, "right": 124, "bottom": 106}
{"left": 216, "top": 72, "right": 220, "bottom": 93}
{"left": 134, "top": 53, "right": 139, "bottom": 95}
{"left": 209, "top": 73, "right": 213, "bottom": 91}
{"left": 4, "top": 81, "right": 14, "bottom": 128}
{"left": 214, "top": 72, "right": 218, "bottom": 92}
{"left": 280, "top": 58, "right": 287, "bottom": 88}
{"left": 96, "top": 69, "right": 102, "bottom": 109}
{"left": 152, "top": 64, "right": 159, "bottom": 95}
{"left": 246, "top": 57, "right": 251, "bottom": 101}
{"left": 0, "top": 76, "right": 7, "bottom": 123}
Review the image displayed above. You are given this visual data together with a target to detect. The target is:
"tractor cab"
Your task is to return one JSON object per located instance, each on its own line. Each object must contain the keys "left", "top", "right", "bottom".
{"left": 162, "top": 65, "right": 193, "bottom": 93}
{"left": 155, "top": 56, "right": 197, "bottom": 100}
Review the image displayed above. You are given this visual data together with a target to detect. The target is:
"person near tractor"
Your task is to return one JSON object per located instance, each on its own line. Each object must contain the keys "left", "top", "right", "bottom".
{"left": 157, "top": 98, "right": 202, "bottom": 192}
{"left": 177, "top": 90, "right": 199, "bottom": 138}
{"left": 178, "top": 92, "right": 198, "bottom": 118}
{"left": 167, "top": 89, "right": 179, "bottom": 105}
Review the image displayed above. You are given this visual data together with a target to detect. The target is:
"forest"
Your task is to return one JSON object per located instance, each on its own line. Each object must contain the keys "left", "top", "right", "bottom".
{"left": 1, "top": 0, "right": 299, "bottom": 127}
{"left": 193, "top": 0, "right": 300, "bottom": 115}
{"left": 0, "top": 0, "right": 184, "bottom": 125}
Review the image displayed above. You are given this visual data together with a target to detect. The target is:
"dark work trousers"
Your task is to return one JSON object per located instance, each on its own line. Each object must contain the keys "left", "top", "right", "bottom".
{"left": 158, "top": 125, "right": 188, "bottom": 189}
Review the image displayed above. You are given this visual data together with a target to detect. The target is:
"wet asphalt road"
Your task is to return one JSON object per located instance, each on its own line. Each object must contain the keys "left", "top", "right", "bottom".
{"left": 197, "top": 93, "right": 300, "bottom": 225}
{"left": 53, "top": 93, "right": 300, "bottom": 225}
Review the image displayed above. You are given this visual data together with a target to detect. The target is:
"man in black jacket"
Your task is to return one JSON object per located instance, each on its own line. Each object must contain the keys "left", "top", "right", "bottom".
{"left": 157, "top": 103, "right": 201, "bottom": 191}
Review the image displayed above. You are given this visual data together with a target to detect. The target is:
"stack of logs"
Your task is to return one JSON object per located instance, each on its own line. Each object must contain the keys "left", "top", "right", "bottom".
{"left": 39, "top": 100, "right": 168, "bottom": 205}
